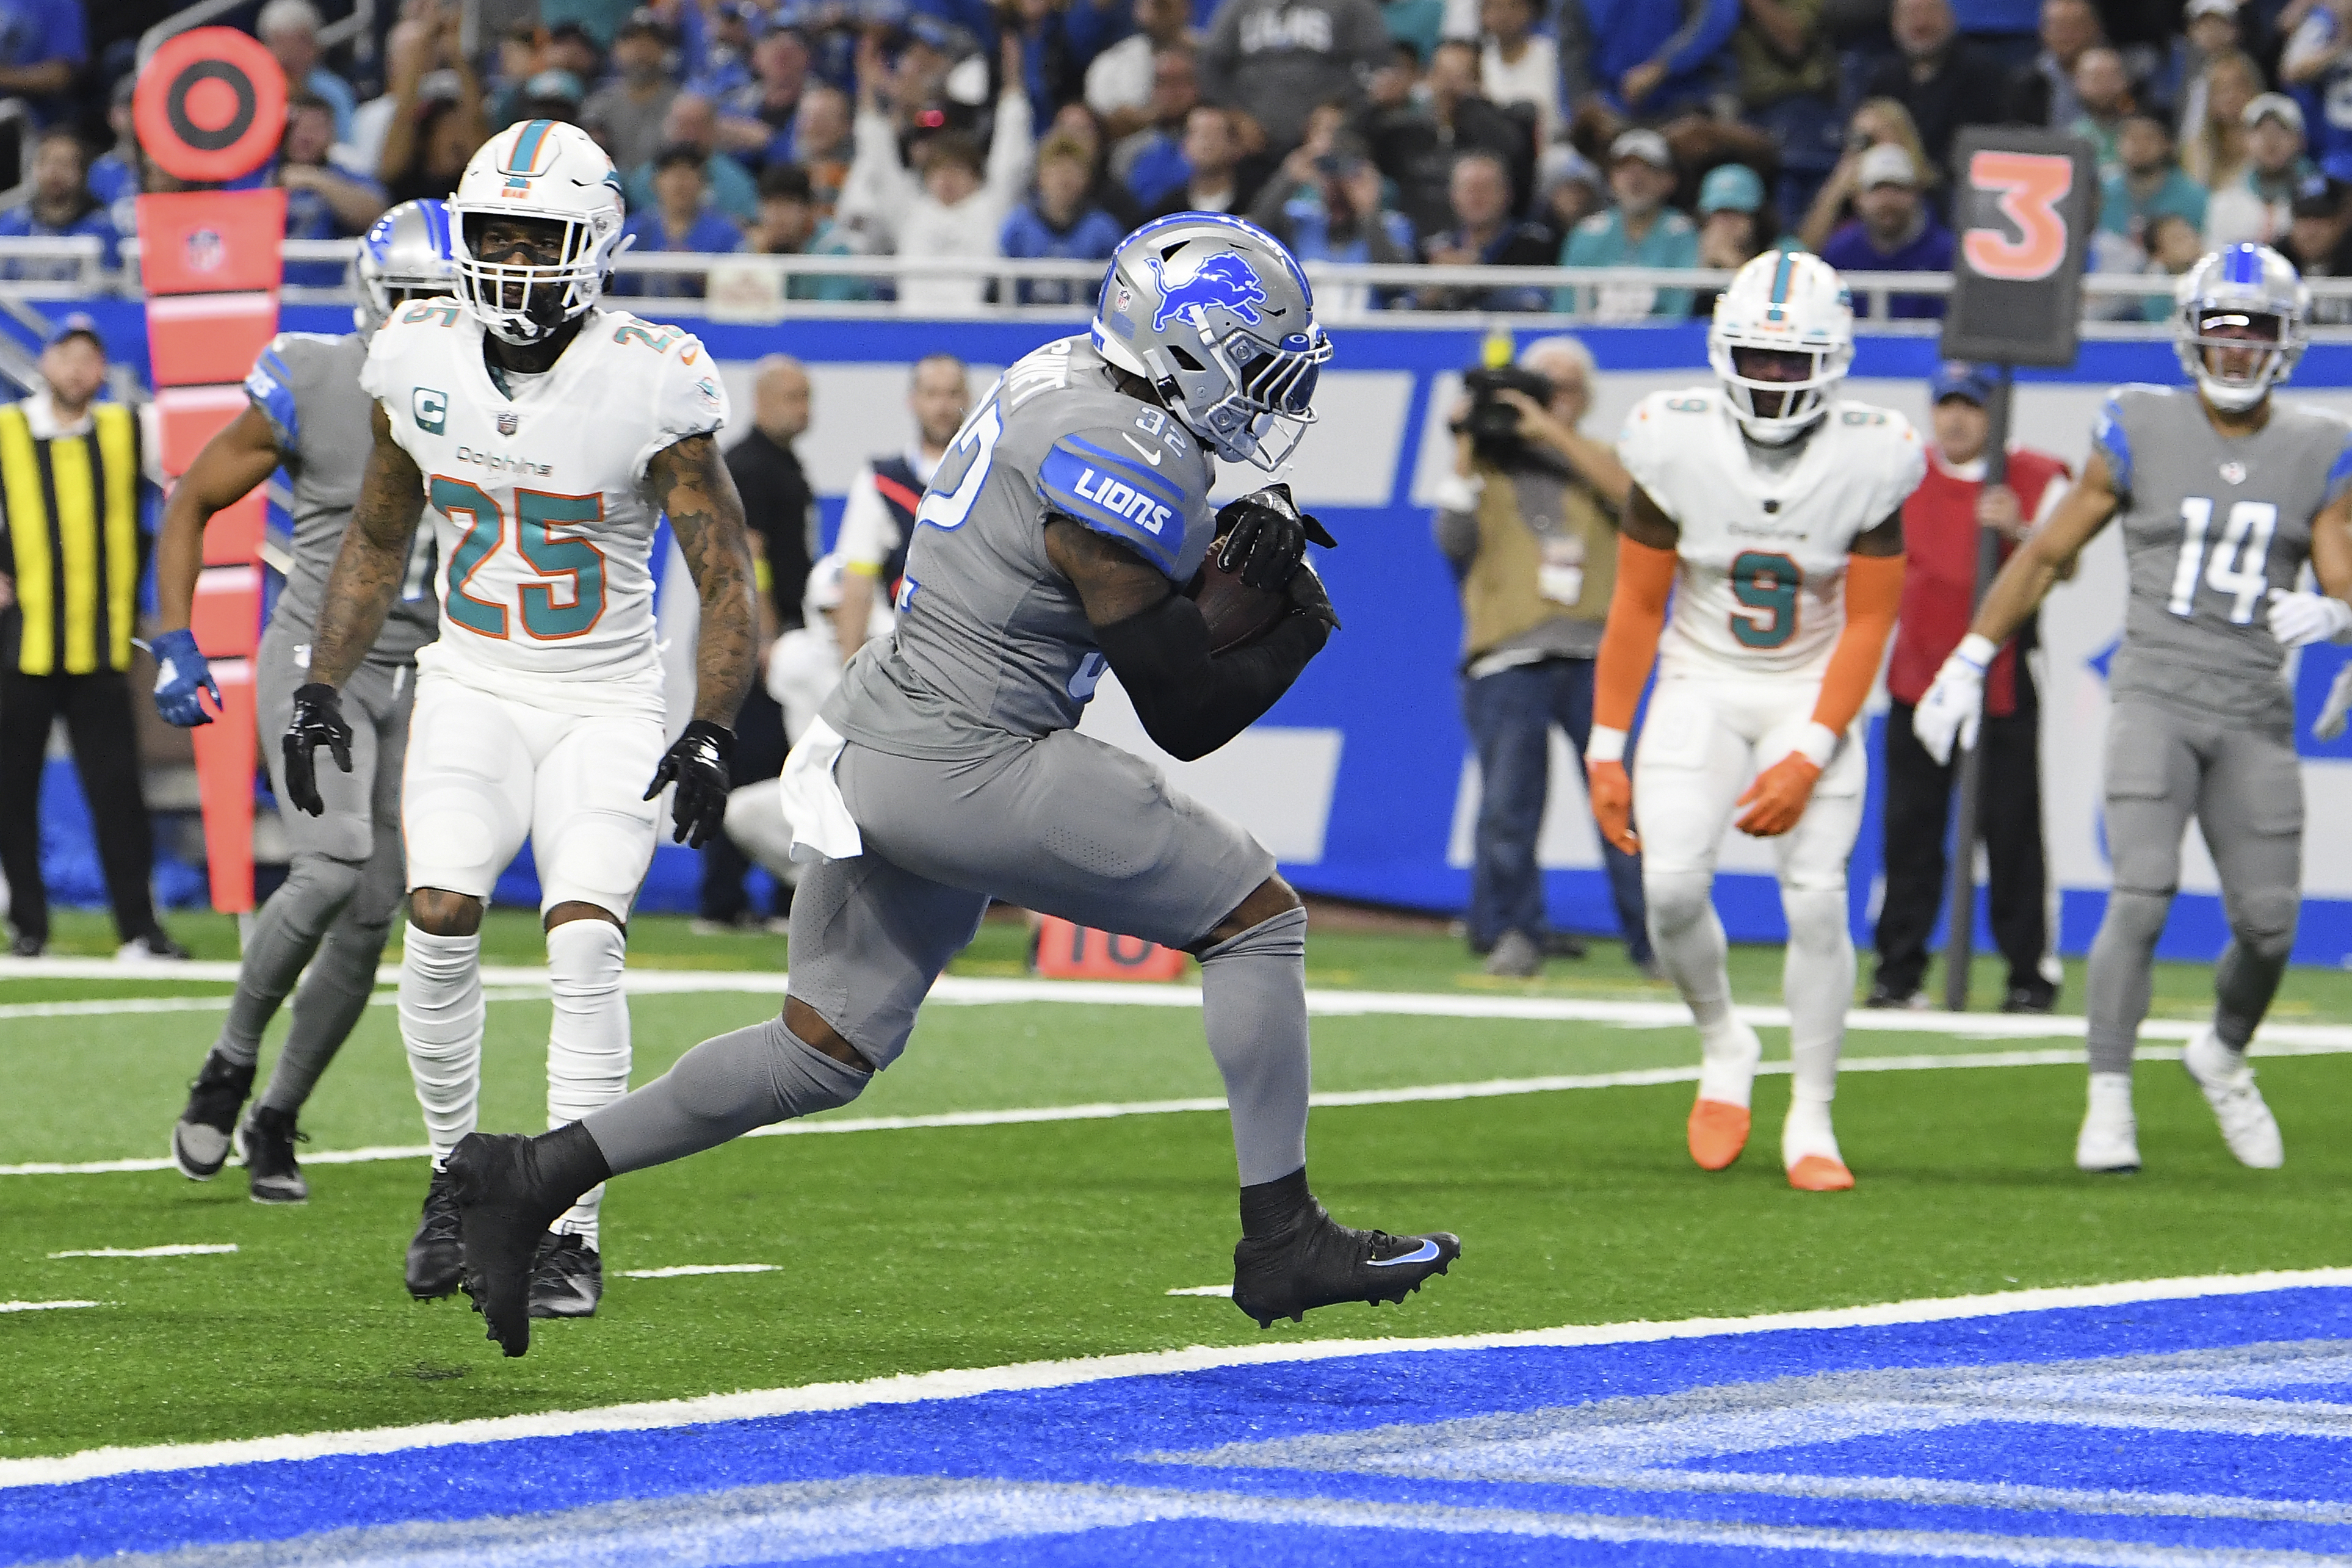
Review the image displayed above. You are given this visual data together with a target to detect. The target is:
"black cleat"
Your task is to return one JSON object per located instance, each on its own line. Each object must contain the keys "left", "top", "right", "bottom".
{"left": 238, "top": 1105, "right": 309, "bottom": 1204}
{"left": 406, "top": 1166, "right": 465, "bottom": 1299}
{"left": 529, "top": 1232, "right": 603, "bottom": 1318}
{"left": 1231, "top": 1204, "right": 1460, "bottom": 1329}
{"left": 449, "top": 1128, "right": 604, "bottom": 1357}
{"left": 2002, "top": 980, "right": 2059, "bottom": 1014}
{"left": 171, "top": 1051, "right": 255, "bottom": 1180}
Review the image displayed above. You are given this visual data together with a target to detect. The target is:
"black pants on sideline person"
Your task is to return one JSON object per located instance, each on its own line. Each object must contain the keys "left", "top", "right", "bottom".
{"left": 1874, "top": 674, "right": 2050, "bottom": 1003}
{"left": 698, "top": 685, "right": 792, "bottom": 925}
{"left": 0, "top": 667, "right": 160, "bottom": 945}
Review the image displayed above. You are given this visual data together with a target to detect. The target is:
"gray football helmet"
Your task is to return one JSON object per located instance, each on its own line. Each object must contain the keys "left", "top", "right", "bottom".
{"left": 2174, "top": 242, "right": 2308, "bottom": 412}
{"left": 352, "top": 198, "right": 458, "bottom": 334}
{"left": 1092, "top": 213, "right": 1333, "bottom": 472}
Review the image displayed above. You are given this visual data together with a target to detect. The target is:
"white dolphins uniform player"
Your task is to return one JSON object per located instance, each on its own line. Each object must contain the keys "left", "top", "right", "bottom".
{"left": 285, "top": 119, "right": 758, "bottom": 1316}
{"left": 1587, "top": 251, "right": 1921, "bottom": 1190}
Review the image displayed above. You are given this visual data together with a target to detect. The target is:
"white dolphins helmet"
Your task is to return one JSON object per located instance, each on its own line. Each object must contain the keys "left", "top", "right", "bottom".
{"left": 2174, "top": 242, "right": 2309, "bottom": 412}
{"left": 447, "top": 119, "right": 629, "bottom": 345}
{"left": 1707, "top": 250, "right": 1854, "bottom": 444}
{"left": 351, "top": 198, "right": 456, "bottom": 334}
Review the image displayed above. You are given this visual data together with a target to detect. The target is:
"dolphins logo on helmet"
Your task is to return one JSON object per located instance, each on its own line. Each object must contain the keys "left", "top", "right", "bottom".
{"left": 1093, "top": 214, "right": 1331, "bottom": 472}
{"left": 1146, "top": 251, "right": 1268, "bottom": 333}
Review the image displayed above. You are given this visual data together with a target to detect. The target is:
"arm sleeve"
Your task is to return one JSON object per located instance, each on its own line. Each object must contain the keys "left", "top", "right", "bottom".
{"left": 1035, "top": 433, "right": 1196, "bottom": 576}
{"left": 2091, "top": 393, "right": 2133, "bottom": 502}
{"left": 632, "top": 336, "right": 731, "bottom": 480}
{"left": 1811, "top": 551, "right": 1905, "bottom": 735}
{"left": 242, "top": 336, "right": 302, "bottom": 453}
{"left": 1593, "top": 534, "right": 1677, "bottom": 732}
{"left": 1095, "top": 590, "right": 1327, "bottom": 761}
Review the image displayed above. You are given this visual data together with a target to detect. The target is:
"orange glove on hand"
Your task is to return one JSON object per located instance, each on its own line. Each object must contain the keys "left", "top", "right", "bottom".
{"left": 1735, "top": 751, "right": 1822, "bottom": 837}
{"left": 1587, "top": 758, "right": 1637, "bottom": 853}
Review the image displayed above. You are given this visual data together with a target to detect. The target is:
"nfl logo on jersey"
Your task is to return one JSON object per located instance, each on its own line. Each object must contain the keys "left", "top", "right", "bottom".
{"left": 497, "top": 411, "right": 518, "bottom": 436}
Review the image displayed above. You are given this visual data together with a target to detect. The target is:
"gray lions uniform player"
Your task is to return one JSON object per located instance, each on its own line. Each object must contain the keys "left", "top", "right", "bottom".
{"left": 157, "top": 201, "right": 454, "bottom": 1203}
{"left": 1917, "top": 243, "right": 2352, "bottom": 1174}
{"left": 443, "top": 214, "right": 1461, "bottom": 1357}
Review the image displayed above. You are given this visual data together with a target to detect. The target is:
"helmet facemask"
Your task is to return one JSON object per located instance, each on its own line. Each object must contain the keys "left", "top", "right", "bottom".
{"left": 1710, "top": 339, "right": 1845, "bottom": 444}
{"left": 453, "top": 209, "right": 621, "bottom": 346}
{"left": 1152, "top": 317, "right": 1332, "bottom": 471}
{"left": 2180, "top": 308, "right": 2299, "bottom": 412}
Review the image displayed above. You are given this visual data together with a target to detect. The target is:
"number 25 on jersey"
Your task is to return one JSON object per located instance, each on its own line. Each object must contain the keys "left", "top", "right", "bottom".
{"left": 430, "top": 476, "right": 607, "bottom": 640}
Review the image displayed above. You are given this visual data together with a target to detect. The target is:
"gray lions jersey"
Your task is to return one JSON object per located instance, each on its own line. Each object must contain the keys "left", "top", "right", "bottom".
{"left": 824, "top": 335, "right": 1218, "bottom": 759}
{"left": 244, "top": 332, "right": 438, "bottom": 667}
{"left": 2096, "top": 383, "right": 2352, "bottom": 728}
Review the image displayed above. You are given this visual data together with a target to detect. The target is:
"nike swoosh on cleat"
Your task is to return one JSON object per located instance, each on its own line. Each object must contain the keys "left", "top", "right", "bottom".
{"left": 1119, "top": 433, "right": 1164, "bottom": 466}
{"left": 1367, "top": 1239, "right": 1441, "bottom": 1267}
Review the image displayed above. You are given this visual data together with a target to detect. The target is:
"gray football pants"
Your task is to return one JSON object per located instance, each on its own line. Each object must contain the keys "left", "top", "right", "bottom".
{"left": 210, "top": 618, "right": 413, "bottom": 1116}
{"left": 2085, "top": 698, "right": 2303, "bottom": 1075}
{"left": 585, "top": 730, "right": 1306, "bottom": 1183}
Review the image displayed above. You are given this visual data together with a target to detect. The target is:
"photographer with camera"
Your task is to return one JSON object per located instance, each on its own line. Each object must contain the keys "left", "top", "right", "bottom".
{"left": 1433, "top": 335, "right": 1654, "bottom": 980}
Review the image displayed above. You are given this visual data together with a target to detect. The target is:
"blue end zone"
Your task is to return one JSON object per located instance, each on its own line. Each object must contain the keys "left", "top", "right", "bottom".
{"left": 16, "top": 1284, "right": 2352, "bottom": 1564}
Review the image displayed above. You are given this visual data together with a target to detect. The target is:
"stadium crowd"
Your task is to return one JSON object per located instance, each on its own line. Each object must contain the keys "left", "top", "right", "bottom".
{"left": 2, "top": 0, "right": 2347, "bottom": 311}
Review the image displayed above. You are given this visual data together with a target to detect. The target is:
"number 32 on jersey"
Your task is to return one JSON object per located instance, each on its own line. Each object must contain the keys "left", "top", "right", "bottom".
{"left": 429, "top": 475, "right": 606, "bottom": 640}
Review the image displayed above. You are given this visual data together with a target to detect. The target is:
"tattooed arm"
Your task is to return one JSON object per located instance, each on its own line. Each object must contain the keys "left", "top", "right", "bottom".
{"left": 312, "top": 402, "right": 427, "bottom": 689}
{"left": 647, "top": 432, "right": 758, "bottom": 725}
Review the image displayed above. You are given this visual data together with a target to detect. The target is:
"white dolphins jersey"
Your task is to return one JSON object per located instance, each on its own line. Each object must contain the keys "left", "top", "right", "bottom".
{"left": 1618, "top": 388, "right": 1923, "bottom": 682}
{"left": 359, "top": 298, "right": 729, "bottom": 718}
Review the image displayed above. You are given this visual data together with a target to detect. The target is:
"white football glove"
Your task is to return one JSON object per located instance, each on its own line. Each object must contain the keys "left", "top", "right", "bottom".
{"left": 2266, "top": 588, "right": 2352, "bottom": 649}
{"left": 1913, "top": 635, "right": 1994, "bottom": 766}
{"left": 2318, "top": 661, "right": 2352, "bottom": 742}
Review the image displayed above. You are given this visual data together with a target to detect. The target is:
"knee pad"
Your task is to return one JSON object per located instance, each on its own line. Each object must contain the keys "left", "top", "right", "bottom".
{"left": 2229, "top": 887, "right": 2300, "bottom": 960}
{"left": 541, "top": 814, "right": 656, "bottom": 920}
{"left": 674, "top": 1014, "right": 869, "bottom": 1125}
{"left": 1645, "top": 870, "right": 1715, "bottom": 938}
{"left": 279, "top": 853, "right": 366, "bottom": 922}
{"left": 1782, "top": 886, "right": 1850, "bottom": 952}
{"left": 2101, "top": 887, "right": 2174, "bottom": 947}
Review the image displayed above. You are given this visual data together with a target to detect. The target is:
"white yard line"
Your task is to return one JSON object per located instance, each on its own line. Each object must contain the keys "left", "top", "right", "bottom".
{"left": 6, "top": 1267, "right": 2350, "bottom": 1490}
{"left": 619, "top": 1264, "right": 781, "bottom": 1279}
{"left": 0, "top": 988, "right": 548, "bottom": 1023}
{"left": 1166, "top": 1285, "right": 1233, "bottom": 1297}
{"left": 0, "top": 1299, "right": 104, "bottom": 1313}
{"left": 46, "top": 1245, "right": 238, "bottom": 1259}
{"left": 9, "top": 1038, "right": 2345, "bottom": 1180}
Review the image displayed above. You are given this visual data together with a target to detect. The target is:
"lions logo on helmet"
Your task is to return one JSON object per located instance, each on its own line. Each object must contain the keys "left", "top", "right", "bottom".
{"left": 447, "top": 119, "right": 629, "bottom": 346}
{"left": 1707, "top": 251, "right": 1855, "bottom": 445}
{"left": 352, "top": 198, "right": 457, "bottom": 334}
{"left": 2174, "top": 242, "right": 2308, "bottom": 413}
{"left": 1093, "top": 213, "right": 1333, "bottom": 471}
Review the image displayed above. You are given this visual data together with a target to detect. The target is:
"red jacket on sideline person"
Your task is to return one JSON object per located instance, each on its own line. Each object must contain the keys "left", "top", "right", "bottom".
{"left": 1886, "top": 443, "right": 2070, "bottom": 718}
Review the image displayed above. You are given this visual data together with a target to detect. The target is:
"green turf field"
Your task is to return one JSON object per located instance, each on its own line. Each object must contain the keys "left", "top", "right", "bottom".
{"left": 5, "top": 909, "right": 2350, "bottom": 1461}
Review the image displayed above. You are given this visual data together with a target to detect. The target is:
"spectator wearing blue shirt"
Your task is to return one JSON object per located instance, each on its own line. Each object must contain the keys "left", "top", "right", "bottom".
{"left": 618, "top": 143, "right": 747, "bottom": 299}
{"left": 747, "top": 162, "right": 870, "bottom": 301}
{"left": 0, "top": 129, "right": 117, "bottom": 280}
{"left": 1110, "top": 46, "right": 1199, "bottom": 211}
{"left": 1000, "top": 134, "right": 1124, "bottom": 303}
{"left": 1416, "top": 148, "right": 1555, "bottom": 311}
{"left": 1558, "top": 0, "right": 1740, "bottom": 121}
{"left": 88, "top": 75, "right": 137, "bottom": 220}
{"left": 260, "top": 0, "right": 358, "bottom": 144}
{"left": 2283, "top": 0, "right": 2352, "bottom": 183}
{"left": 1558, "top": 129, "right": 1699, "bottom": 319}
{"left": 718, "top": 29, "right": 814, "bottom": 172}
{"left": 273, "top": 94, "right": 390, "bottom": 287}
{"left": 687, "top": 1, "right": 767, "bottom": 99}
{"left": 0, "top": 0, "right": 82, "bottom": 127}
{"left": 1247, "top": 134, "right": 1414, "bottom": 309}
{"left": 2099, "top": 111, "right": 2208, "bottom": 251}
{"left": 627, "top": 93, "right": 764, "bottom": 226}
{"left": 1819, "top": 142, "right": 1955, "bottom": 319}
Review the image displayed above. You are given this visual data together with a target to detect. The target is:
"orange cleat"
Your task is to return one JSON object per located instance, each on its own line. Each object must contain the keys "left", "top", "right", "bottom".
{"left": 1786, "top": 1155, "right": 1854, "bottom": 1191}
{"left": 1687, "top": 1098, "right": 1751, "bottom": 1171}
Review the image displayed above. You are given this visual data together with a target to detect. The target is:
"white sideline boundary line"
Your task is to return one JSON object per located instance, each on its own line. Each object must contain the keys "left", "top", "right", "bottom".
{"left": 0, "top": 1299, "right": 103, "bottom": 1313}
{"left": 7, "top": 959, "right": 2352, "bottom": 1049}
{"left": 46, "top": 1245, "right": 237, "bottom": 1259}
{"left": 7, "top": 1267, "right": 2351, "bottom": 1490}
{"left": 620, "top": 1264, "right": 781, "bottom": 1279}
{"left": 14, "top": 1038, "right": 2352, "bottom": 1179}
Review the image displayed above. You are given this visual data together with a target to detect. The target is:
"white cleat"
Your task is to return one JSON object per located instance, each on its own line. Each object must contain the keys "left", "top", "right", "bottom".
{"left": 2180, "top": 1028, "right": 2284, "bottom": 1169}
{"left": 2075, "top": 1072, "right": 2140, "bottom": 1173}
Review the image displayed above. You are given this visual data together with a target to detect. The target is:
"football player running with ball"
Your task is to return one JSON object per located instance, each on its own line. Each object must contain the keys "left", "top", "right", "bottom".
{"left": 1587, "top": 251, "right": 1922, "bottom": 1191}
{"left": 441, "top": 214, "right": 1460, "bottom": 1357}
{"left": 156, "top": 201, "right": 454, "bottom": 1205}
{"left": 286, "top": 120, "right": 759, "bottom": 1317}
{"left": 1915, "top": 244, "right": 2352, "bottom": 1174}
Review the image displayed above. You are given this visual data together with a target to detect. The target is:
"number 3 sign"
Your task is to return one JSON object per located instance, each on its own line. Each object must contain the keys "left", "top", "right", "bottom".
{"left": 1942, "top": 129, "right": 2097, "bottom": 367}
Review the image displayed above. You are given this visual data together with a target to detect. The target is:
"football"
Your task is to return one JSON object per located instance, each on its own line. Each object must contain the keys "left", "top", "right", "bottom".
{"left": 1185, "top": 548, "right": 1288, "bottom": 653}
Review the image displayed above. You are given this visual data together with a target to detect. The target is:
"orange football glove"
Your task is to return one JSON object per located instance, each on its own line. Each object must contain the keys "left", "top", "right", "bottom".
{"left": 1734, "top": 753, "right": 1822, "bottom": 838}
{"left": 1587, "top": 758, "right": 1637, "bottom": 853}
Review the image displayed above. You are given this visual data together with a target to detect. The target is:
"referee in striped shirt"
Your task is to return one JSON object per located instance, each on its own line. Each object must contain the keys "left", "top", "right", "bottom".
{"left": 0, "top": 316, "right": 183, "bottom": 959}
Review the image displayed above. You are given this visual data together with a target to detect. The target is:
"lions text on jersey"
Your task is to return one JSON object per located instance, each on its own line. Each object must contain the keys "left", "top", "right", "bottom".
{"left": 358, "top": 299, "right": 729, "bottom": 718}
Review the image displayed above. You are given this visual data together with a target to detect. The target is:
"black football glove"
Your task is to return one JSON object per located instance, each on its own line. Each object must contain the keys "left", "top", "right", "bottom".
{"left": 1214, "top": 483, "right": 1338, "bottom": 591}
{"left": 1286, "top": 560, "right": 1341, "bottom": 637}
{"left": 281, "top": 683, "right": 353, "bottom": 817}
{"left": 645, "top": 719, "right": 735, "bottom": 848}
